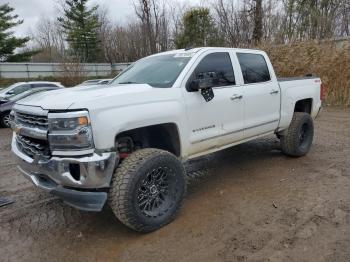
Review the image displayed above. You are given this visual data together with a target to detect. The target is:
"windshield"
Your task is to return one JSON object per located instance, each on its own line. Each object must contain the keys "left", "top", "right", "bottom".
{"left": 0, "top": 83, "right": 22, "bottom": 95}
{"left": 111, "top": 54, "right": 192, "bottom": 88}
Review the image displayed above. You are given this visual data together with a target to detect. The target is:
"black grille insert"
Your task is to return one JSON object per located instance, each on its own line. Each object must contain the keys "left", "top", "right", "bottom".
{"left": 16, "top": 135, "right": 50, "bottom": 159}
{"left": 15, "top": 112, "right": 48, "bottom": 129}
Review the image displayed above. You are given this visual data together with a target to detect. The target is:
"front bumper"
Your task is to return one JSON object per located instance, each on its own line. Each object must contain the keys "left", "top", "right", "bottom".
{"left": 12, "top": 136, "right": 118, "bottom": 211}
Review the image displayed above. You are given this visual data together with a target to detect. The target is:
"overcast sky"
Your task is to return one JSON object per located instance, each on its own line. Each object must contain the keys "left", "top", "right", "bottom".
{"left": 5, "top": 0, "right": 202, "bottom": 37}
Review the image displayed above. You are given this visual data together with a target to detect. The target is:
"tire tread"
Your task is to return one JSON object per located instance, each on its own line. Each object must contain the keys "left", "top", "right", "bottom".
{"left": 280, "top": 112, "right": 314, "bottom": 157}
{"left": 108, "top": 148, "right": 185, "bottom": 232}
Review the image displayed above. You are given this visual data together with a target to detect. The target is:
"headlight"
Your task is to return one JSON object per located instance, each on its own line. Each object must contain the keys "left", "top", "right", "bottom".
{"left": 48, "top": 111, "right": 94, "bottom": 153}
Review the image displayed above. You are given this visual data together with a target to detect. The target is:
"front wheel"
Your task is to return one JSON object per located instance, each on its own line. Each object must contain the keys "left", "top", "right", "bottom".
{"left": 280, "top": 112, "right": 314, "bottom": 157}
{"left": 108, "top": 148, "right": 186, "bottom": 232}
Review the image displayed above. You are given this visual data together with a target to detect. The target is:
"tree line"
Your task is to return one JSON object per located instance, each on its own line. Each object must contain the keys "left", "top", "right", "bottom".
{"left": 1, "top": 0, "right": 349, "bottom": 63}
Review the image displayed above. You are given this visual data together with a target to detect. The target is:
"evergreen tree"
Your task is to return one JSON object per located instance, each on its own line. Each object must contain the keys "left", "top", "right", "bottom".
{"left": 0, "top": 3, "right": 36, "bottom": 62}
{"left": 58, "top": 0, "right": 100, "bottom": 62}
{"left": 175, "top": 8, "right": 222, "bottom": 49}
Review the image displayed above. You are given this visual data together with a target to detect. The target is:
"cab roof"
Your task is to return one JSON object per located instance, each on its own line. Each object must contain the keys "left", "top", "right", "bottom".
{"left": 150, "top": 47, "right": 264, "bottom": 57}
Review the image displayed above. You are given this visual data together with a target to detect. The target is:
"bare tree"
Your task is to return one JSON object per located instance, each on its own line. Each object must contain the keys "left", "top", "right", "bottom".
{"left": 213, "top": 0, "right": 257, "bottom": 47}
{"left": 253, "top": 0, "right": 263, "bottom": 43}
{"left": 134, "top": 0, "right": 157, "bottom": 54}
{"left": 168, "top": 0, "right": 189, "bottom": 48}
{"left": 30, "top": 0, "right": 350, "bottom": 63}
{"left": 338, "top": 0, "right": 350, "bottom": 36}
{"left": 32, "top": 17, "right": 66, "bottom": 62}
{"left": 133, "top": 0, "right": 170, "bottom": 54}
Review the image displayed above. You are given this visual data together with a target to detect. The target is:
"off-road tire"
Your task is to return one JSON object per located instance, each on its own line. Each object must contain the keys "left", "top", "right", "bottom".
{"left": 108, "top": 148, "right": 186, "bottom": 232}
{"left": 280, "top": 112, "right": 314, "bottom": 157}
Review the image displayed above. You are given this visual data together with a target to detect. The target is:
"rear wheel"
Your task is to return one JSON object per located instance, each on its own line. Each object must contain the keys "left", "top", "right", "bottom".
{"left": 108, "top": 148, "right": 186, "bottom": 232}
{"left": 0, "top": 112, "right": 11, "bottom": 128}
{"left": 280, "top": 112, "right": 314, "bottom": 157}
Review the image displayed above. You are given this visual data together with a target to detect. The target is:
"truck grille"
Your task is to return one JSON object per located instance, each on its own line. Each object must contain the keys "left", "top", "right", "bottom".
{"left": 15, "top": 112, "right": 48, "bottom": 129}
{"left": 16, "top": 135, "right": 50, "bottom": 159}
{"left": 13, "top": 108, "right": 50, "bottom": 159}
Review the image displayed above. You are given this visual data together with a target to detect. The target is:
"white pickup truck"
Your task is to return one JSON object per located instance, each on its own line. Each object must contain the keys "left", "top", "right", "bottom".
{"left": 10, "top": 47, "right": 323, "bottom": 232}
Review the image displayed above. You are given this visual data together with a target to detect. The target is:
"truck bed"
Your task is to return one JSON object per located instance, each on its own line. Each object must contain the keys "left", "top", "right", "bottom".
{"left": 277, "top": 76, "right": 322, "bottom": 132}
{"left": 277, "top": 76, "right": 318, "bottom": 82}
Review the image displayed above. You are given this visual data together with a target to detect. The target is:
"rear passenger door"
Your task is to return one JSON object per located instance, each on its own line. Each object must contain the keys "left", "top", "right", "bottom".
{"left": 236, "top": 52, "right": 280, "bottom": 138}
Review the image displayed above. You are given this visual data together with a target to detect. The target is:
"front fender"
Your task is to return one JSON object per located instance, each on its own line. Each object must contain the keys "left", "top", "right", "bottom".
{"left": 89, "top": 100, "right": 187, "bottom": 153}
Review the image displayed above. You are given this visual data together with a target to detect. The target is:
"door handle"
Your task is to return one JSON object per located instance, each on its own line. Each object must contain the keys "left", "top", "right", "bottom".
{"left": 230, "top": 94, "right": 243, "bottom": 101}
{"left": 270, "top": 89, "right": 279, "bottom": 95}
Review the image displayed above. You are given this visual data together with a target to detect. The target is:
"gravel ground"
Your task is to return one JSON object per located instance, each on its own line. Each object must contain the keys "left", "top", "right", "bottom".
{"left": 0, "top": 107, "right": 350, "bottom": 262}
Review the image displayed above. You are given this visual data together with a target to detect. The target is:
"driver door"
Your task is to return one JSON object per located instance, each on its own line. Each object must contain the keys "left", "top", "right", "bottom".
{"left": 183, "top": 51, "right": 244, "bottom": 156}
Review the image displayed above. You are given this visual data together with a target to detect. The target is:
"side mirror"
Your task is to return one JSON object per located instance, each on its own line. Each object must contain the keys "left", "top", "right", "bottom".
{"left": 6, "top": 90, "right": 14, "bottom": 95}
{"left": 188, "top": 71, "right": 219, "bottom": 92}
{"left": 188, "top": 71, "right": 217, "bottom": 102}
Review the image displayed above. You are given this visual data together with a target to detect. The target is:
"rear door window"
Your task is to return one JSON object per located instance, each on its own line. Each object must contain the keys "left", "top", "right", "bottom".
{"left": 237, "top": 53, "right": 271, "bottom": 84}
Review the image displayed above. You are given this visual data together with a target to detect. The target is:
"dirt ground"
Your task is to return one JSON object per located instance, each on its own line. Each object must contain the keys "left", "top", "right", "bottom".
{"left": 1, "top": 107, "right": 350, "bottom": 262}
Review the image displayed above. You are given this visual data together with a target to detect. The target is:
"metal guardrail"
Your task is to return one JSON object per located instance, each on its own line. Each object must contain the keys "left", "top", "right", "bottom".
{"left": 0, "top": 62, "right": 131, "bottom": 79}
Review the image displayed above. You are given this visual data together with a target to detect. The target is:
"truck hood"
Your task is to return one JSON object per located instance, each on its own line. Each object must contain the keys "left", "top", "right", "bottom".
{"left": 16, "top": 84, "right": 164, "bottom": 110}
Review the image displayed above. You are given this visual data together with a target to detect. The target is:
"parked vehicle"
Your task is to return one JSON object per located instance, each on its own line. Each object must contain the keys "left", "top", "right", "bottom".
{"left": 97, "top": 79, "right": 112, "bottom": 85}
{"left": 10, "top": 47, "right": 323, "bottom": 232}
{"left": 76, "top": 79, "right": 112, "bottom": 87}
{"left": 1, "top": 86, "right": 63, "bottom": 127}
{"left": 0, "top": 81, "right": 64, "bottom": 100}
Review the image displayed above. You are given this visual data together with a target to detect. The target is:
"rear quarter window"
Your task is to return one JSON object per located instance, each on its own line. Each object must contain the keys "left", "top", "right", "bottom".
{"left": 237, "top": 53, "right": 271, "bottom": 84}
